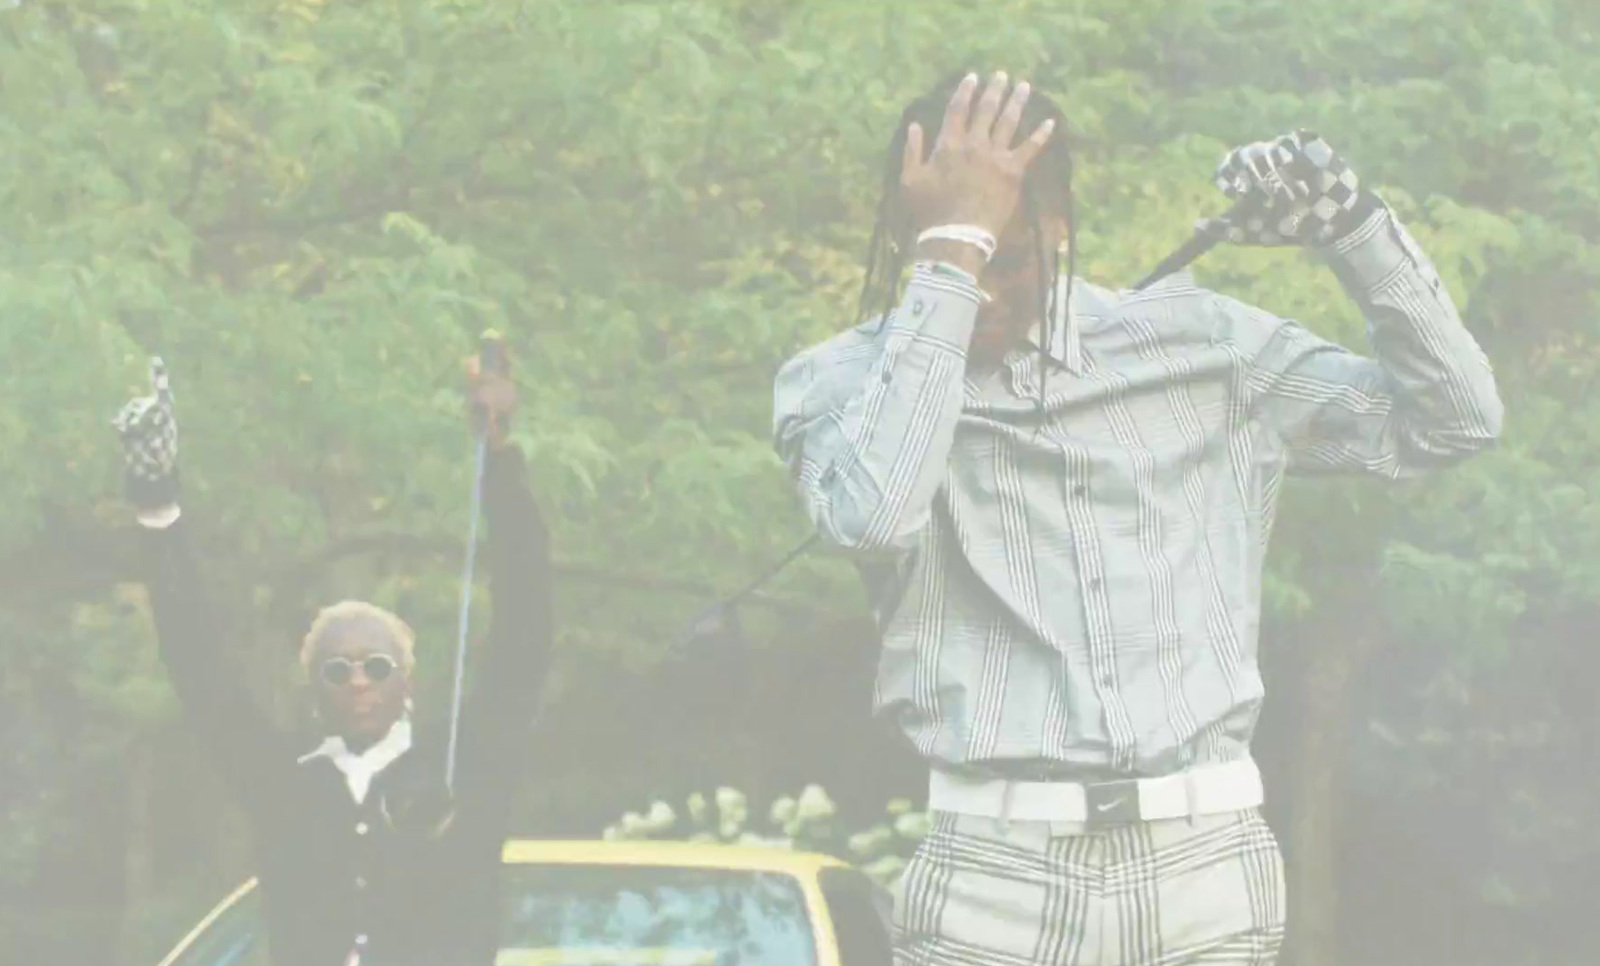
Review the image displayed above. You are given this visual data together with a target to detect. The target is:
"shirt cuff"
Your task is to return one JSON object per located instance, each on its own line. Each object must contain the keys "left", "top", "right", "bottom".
{"left": 1320, "top": 202, "right": 1415, "bottom": 294}
{"left": 885, "top": 261, "right": 985, "bottom": 350}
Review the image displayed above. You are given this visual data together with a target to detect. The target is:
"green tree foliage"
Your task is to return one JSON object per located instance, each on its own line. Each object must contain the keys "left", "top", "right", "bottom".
{"left": 1, "top": 1, "right": 1595, "bottom": 963}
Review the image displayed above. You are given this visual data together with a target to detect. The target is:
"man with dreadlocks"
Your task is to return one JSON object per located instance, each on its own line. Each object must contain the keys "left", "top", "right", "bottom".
{"left": 772, "top": 71, "right": 1502, "bottom": 965}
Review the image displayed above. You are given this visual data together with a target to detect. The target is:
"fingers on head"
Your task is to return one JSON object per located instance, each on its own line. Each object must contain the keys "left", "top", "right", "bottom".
{"left": 1013, "top": 115, "right": 1055, "bottom": 167}
{"left": 956, "top": 70, "right": 1010, "bottom": 144}
{"left": 992, "top": 80, "right": 1031, "bottom": 147}
{"left": 975, "top": 70, "right": 1009, "bottom": 118}
{"left": 901, "top": 122, "right": 925, "bottom": 180}
{"left": 941, "top": 72, "right": 980, "bottom": 138}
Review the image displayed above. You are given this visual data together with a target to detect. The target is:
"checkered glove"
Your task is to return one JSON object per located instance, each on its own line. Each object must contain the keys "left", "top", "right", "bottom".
{"left": 111, "top": 357, "right": 181, "bottom": 510}
{"left": 1205, "top": 129, "right": 1375, "bottom": 246}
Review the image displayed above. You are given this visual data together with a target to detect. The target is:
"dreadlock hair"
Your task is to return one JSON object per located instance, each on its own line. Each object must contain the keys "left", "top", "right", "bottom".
{"left": 856, "top": 69, "right": 1077, "bottom": 410}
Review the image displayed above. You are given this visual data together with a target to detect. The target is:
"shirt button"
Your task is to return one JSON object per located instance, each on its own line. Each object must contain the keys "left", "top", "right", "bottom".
{"left": 911, "top": 298, "right": 925, "bottom": 316}
{"left": 1071, "top": 484, "right": 1087, "bottom": 498}
{"left": 1087, "top": 576, "right": 1103, "bottom": 591}
{"left": 1099, "top": 673, "right": 1114, "bottom": 689}
{"left": 355, "top": 822, "right": 369, "bottom": 835}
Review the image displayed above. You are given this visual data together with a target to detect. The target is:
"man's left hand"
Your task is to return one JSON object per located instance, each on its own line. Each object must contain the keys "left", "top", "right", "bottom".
{"left": 1207, "top": 129, "right": 1375, "bottom": 246}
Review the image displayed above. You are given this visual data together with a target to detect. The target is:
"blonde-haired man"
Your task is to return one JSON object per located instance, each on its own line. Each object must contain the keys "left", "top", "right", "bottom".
{"left": 113, "top": 351, "right": 552, "bottom": 966}
{"left": 297, "top": 599, "right": 419, "bottom": 757}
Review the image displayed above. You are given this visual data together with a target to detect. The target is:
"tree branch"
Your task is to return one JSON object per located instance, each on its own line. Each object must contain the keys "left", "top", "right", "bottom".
{"left": 271, "top": 528, "right": 818, "bottom": 614}
{"left": 0, "top": 523, "right": 820, "bottom": 618}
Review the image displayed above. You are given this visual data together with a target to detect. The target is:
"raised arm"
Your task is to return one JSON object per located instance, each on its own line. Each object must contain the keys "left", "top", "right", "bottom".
{"left": 139, "top": 515, "right": 297, "bottom": 791}
{"left": 113, "top": 360, "right": 294, "bottom": 800}
{"left": 450, "top": 346, "right": 554, "bottom": 827}
{"left": 1231, "top": 206, "right": 1503, "bottom": 476}
{"left": 773, "top": 265, "right": 980, "bottom": 554}
{"left": 774, "top": 71, "right": 1057, "bottom": 554}
{"left": 1201, "top": 129, "right": 1503, "bottom": 477}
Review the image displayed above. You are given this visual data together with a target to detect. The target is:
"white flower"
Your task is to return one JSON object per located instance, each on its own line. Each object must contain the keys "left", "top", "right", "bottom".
{"left": 893, "top": 811, "right": 931, "bottom": 840}
{"left": 619, "top": 811, "right": 648, "bottom": 836}
{"left": 769, "top": 796, "right": 798, "bottom": 827}
{"left": 686, "top": 792, "right": 708, "bottom": 824}
{"left": 848, "top": 826, "right": 894, "bottom": 856}
{"left": 796, "top": 784, "right": 836, "bottom": 822}
{"left": 718, "top": 816, "right": 744, "bottom": 840}
{"left": 862, "top": 855, "right": 907, "bottom": 884}
{"left": 645, "top": 800, "right": 676, "bottom": 831}
{"left": 715, "top": 786, "right": 746, "bottom": 816}
{"left": 601, "top": 825, "right": 620, "bottom": 841}
{"left": 737, "top": 832, "right": 793, "bottom": 849}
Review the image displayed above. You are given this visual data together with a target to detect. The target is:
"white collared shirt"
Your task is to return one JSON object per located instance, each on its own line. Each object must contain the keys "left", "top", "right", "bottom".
{"left": 772, "top": 209, "right": 1502, "bottom": 775}
{"left": 297, "top": 717, "right": 413, "bottom": 804}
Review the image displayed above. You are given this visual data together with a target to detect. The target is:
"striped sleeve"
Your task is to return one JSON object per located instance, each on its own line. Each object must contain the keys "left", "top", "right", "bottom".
{"left": 772, "top": 262, "right": 982, "bottom": 553}
{"left": 1230, "top": 204, "right": 1504, "bottom": 477}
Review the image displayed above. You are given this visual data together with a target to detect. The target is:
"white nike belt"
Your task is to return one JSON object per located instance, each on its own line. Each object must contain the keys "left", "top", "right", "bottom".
{"left": 927, "top": 757, "right": 1264, "bottom": 828}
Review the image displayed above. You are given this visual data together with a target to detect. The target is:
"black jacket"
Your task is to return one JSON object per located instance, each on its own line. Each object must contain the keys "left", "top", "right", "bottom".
{"left": 141, "top": 445, "right": 552, "bottom": 966}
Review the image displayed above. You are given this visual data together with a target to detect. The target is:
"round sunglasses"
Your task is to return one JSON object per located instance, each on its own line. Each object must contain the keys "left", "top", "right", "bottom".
{"left": 319, "top": 654, "right": 399, "bottom": 687}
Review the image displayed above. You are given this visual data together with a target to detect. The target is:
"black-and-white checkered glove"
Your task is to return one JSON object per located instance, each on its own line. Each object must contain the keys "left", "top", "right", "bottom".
{"left": 1205, "top": 129, "right": 1377, "bottom": 246}
{"left": 111, "top": 357, "right": 181, "bottom": 510}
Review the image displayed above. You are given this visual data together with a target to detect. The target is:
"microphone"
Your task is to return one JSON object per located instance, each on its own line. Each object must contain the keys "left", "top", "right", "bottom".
{"left": 671, "top": 533, "right": 821, "bottom": 649}
{"left": 1129, "top": 194, "right": 1264, "bottom": 292}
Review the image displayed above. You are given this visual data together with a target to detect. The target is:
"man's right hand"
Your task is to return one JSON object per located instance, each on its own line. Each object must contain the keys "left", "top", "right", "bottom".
{"left": 899, "top": 71, "right": 1056, "bottom": 272}
{"left": 112, "top": 356, "right": 181, "bottom": 517}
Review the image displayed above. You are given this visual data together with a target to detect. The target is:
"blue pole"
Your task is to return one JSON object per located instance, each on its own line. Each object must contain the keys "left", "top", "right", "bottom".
{"left": 444, "top": 433, "right": 487, "bottom": 794}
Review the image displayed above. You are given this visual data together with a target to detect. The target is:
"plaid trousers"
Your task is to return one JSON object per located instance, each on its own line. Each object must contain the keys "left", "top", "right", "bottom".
{"left": 891, "top": 807, "right": 1285, "bottom": 966}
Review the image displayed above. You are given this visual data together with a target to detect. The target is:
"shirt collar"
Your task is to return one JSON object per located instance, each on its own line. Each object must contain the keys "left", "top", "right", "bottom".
{"left": 298, "top": 716, "right": 413, "bottom": 805}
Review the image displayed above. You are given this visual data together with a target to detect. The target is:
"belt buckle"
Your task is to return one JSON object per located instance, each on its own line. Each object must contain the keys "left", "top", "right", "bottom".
{"left": 1083, "top": 778, "right": 1140, "bottom": 829}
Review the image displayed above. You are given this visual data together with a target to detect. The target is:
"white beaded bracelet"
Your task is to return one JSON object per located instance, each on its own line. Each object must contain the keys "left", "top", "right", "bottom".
{"left": 916, "top": 224, "right": 998, "bottom": 261}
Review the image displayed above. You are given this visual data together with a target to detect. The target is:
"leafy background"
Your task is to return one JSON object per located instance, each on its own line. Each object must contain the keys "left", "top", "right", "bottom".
{"left": 1, "top": 1, "right": 1596, "bottom": 964}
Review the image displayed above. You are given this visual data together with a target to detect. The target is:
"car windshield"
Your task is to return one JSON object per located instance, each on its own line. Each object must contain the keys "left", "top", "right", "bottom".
{"left": 497, "top": 864, "right": 817, "bottom": 966}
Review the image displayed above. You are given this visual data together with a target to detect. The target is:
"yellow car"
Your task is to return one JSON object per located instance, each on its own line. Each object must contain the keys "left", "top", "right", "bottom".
{"left": 154, "top": 839, "right": 894, "bottom": 966}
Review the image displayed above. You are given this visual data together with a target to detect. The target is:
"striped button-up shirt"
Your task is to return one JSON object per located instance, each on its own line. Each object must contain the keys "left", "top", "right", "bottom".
{"left": 772, "top": 205, "right": 1503, "bottom": 779}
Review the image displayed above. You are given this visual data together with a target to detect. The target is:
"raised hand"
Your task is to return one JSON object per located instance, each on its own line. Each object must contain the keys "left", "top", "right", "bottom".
{"left": 111, "top": 356, "right": 181, "bottom": 511}
{"left": 1207, "top": 129, "right": 1373, "bottom": 246}
{"left": 900, "top": 71, "right": 1057, "bottom": 244}
{"left": 463, "top": 334, "right": 516, "bottom": 450}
